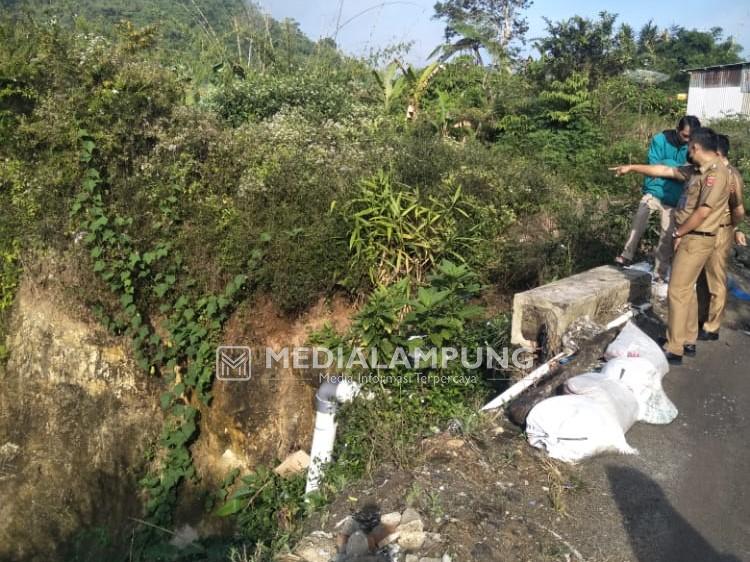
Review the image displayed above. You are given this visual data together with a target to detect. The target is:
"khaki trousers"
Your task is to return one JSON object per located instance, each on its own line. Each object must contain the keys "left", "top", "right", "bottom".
{"left": 666, "top": 235, "right": 716, "bottom": 355}
{"left": 622, "top": 194, "right": 676, "bottom": 280}
{"left": 701, "top": 225, "right": 734, "bottom": 333}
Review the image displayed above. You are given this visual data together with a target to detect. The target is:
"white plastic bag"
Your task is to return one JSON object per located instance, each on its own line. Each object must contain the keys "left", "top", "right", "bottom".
{"left": 526, "top": 394, "right": 638, "bottom": 463}
{"left": 600, "top": 357, "right": 677, "bottom": 424}
{"left": 605, "top": 321, "right": 668, "bottom": 376}
{"left": 563, "top": 374, "right": 640, "bottom": 430}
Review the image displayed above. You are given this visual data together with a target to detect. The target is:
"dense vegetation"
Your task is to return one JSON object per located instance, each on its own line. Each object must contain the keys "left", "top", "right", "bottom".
{"left": 1, "top": 0, "right": 749, "bottom": 560}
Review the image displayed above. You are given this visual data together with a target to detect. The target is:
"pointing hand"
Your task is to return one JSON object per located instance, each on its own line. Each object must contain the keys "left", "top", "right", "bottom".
{"left": 609, "top": 165, "right": 631, "bottom": 177}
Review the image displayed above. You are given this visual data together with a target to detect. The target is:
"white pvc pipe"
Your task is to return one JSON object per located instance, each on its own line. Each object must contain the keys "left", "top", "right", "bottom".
{"left": 305, "top": 379, "right": 361, "bottom": 494}
{"left": 481, "top": 349, "right": 574, "bottom": 411}
{"left": 305, "top": 411, "right": 337, "bottom": 494}
{"left": 481, "top": 303, "right": 652, "bottom": 412}
{"left": 606, "top": 303, "right": 652, "bottom": 330}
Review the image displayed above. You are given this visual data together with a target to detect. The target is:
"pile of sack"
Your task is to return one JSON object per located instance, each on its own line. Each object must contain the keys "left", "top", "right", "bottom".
{"left": 526, "top": 321, "right": 678, "bottom": 463}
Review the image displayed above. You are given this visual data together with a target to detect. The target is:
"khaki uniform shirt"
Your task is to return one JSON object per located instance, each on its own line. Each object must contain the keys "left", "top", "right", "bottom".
{"left": 673, "top": 158, "right": 730, "bottom": 234}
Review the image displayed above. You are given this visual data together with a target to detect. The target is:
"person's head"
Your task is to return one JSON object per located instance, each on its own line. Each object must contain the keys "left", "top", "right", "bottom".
{"left": 716, "top": 134, "right": 730, "bottom": 159}
{"left": 688, "top": 127, "right": 719, "bottom": 165}
{"left": 677, "top": 115, "right": 701, "bottom": 144}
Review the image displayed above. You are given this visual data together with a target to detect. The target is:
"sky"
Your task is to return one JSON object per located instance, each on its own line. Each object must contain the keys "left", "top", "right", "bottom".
{"left": 258, "top": 0, "right": 750, "bottom": 65}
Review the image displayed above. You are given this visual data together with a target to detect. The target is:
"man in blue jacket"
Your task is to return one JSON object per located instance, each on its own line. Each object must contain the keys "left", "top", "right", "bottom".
{"left": 615, "top": 116, "right": 701, "bottom": 282}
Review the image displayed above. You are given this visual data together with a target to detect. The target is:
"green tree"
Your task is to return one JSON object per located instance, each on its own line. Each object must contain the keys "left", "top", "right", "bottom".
{"left": 613, "top": 23, "right": 637, "bottom": 69}
{"left": 637, "top": 21, "right": 662, "bottom": 66}
{"left": 648, "top": 26, "right": 743, "bottom": 86}
{"left": 534, "top": 11, "right": 625, "bottom": 84}
{"left": 429, "top": 21, "right": 496, "bottom": 65}
{"left": 433, "top": 0, "right": 533, "bottom": 64}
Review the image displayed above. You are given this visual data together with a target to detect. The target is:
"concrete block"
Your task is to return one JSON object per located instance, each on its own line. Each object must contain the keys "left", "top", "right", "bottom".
{"left": 510, "top": 265, "right": 650, "bottom": 353}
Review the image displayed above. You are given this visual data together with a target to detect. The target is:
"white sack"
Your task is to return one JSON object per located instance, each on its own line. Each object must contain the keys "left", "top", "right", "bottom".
{"left": 563, "top": 374, "right": 639, "bottom": 431}
{"left": 526, "top": 394, "right": 638, "bottom": 463}
{"left": 600, "top": 357, "right": 678, "bottom": 424}
{"left": 605, "top": 321, "right": 669, "bottom": 376}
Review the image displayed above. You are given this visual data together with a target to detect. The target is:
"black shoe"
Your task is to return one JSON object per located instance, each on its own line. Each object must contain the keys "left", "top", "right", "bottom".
{"left": 683, "top": 344, "right": 696, "bottom": 356}
{"left": 665, "top": 351, "right": 683, "bottom": 365}
{"left": 698, "top": 329, "right": 719, "bottom": 341}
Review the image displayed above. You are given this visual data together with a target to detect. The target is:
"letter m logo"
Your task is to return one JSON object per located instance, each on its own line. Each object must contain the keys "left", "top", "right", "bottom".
{"left": 216, "top": 346, "right": 252, "bottom": 381}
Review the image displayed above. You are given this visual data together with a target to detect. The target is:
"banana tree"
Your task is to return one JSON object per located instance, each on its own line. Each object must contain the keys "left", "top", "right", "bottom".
{"left": 428, "top": 21, "right": 507, "bottom": 68}
{"left": 393, "top": 60, "right": 445, "bottom": 121}
{"left": 372, "top": 61, "right": 407, "bottom": 113}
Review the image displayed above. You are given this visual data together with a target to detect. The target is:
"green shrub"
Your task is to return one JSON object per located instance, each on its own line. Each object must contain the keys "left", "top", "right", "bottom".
{"left": 310, "top": 261, "right": 499, "bottom": 478}
{"left": 343, "top": 171, "right": 483, "bottom": 285}
{"left": 215, "top": 467, "right": 309, "bottom": 552}
{"left": 204, "top": 68, "right": 361, "bottom": 125}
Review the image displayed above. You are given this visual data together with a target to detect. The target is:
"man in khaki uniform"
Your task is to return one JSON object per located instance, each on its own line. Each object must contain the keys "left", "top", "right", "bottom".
{"left": 611, "top": 127, "right": 730, "bottom": 364}
{"left": 699, "top": 134, "right": 746, "bottom": 339}
{"left": 612, "top": 134, "right": 746, "bottom": 344}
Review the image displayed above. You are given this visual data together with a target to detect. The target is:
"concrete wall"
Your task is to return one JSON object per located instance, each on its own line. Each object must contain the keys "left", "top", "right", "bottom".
{"left": 510, "top": 265, "right": 651, "bottom": 354}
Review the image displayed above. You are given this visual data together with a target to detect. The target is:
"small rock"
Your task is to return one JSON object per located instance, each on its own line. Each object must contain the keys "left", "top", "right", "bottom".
{"left": 273, "top": 450, "right": 310, "bottom": 478}
{"left": 398, "top": 531, "right": 426, "bottom": 551}
{"left": 406, "top": 556, "right": 419, "bottom": 562}
{"left": 370, "top": 523, "right": 396, "bottom": 545}
{"left": 219, "top": 448, "right": 245, "bottom": 470}
{"left": 398, "top": 519, "right": 424, "bottom": 533}
{"left": 441, "top": 555, "right": 452, "bottom": 562}
{"left": 444, "top": 438, "right": 465, "bottom": 449}
{"left": 376, "top": 532, "right": 400, "bottom": 549}
{"left": 346, "top": 531, "right": 370, "bottom": 556}
{"left": 419, "top": 558, "right": 441, "bottom": 562}
{"left": 400, "top": 508, "right": 421, "bottom": 525}
{"left": 336, "top": 516, "right": 362, "bottom": 536}
{"left": 380, "top": 512, "right": 402, "bottom": 527}
{"left": 294, "top": 532, "right": 337, "bottom": 562}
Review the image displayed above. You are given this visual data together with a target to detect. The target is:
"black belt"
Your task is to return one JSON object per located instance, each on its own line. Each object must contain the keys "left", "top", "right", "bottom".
{"left": 687, "top": 231, "right": 716, "bottom": 237}
{"left": 719, "top": 223, "right": 733, "bottom": 228}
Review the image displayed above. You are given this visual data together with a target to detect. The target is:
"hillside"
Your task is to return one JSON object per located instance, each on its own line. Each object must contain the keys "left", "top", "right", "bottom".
{"left": 2, "top": 0, "right": 317, "bottom": 68}
{"left": 0, "top": 1, "right": 748, "bottom": 560}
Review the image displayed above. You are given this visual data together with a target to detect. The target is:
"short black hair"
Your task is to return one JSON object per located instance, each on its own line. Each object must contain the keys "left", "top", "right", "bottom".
{"left": 678, "top": 115, "right": 701, "bottom": 131}
{"left": 716, "top": 134, "right": 730, "bottom": 157}
{"left": 690, "top": 127, "right": 718, "bottom": 152}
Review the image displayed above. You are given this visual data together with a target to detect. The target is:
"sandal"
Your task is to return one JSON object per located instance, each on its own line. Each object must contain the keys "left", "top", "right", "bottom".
{"left": 614, "top": 255, "right": 632, "bottom": 267}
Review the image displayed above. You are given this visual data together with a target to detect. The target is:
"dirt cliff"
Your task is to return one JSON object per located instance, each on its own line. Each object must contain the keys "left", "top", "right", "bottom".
{"left": 0, "top": 257, "right": 355, "bottom": 560}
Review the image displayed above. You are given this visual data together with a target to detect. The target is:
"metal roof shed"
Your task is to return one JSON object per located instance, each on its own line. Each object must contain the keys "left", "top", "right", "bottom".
{"left": 684, "top": 61, "right": 750, "bottom": 122}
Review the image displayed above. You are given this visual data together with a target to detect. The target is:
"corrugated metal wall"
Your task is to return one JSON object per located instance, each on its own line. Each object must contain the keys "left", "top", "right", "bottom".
{"left": 686, "top": 65, "right": 750, "bottom": 122}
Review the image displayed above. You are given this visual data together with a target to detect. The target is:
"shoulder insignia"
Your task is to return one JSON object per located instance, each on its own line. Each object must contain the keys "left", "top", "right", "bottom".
{"left": 706, "top": 175, "right": 716, "bottom": 187}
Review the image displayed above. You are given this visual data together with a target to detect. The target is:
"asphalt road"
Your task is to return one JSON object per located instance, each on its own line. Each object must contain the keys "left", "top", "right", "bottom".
{"left": 560, "top": 270, "right": 750, "bottom": 562}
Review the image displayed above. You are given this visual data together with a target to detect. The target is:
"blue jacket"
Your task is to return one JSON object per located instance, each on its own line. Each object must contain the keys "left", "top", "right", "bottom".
{"left": 643, "top": 130, "right": 688, "bottom": 207}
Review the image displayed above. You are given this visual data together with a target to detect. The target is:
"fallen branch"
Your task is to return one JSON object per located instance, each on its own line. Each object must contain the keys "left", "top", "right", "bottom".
{"left": 128, "top": 517, "right": 175, "bottom": 536}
